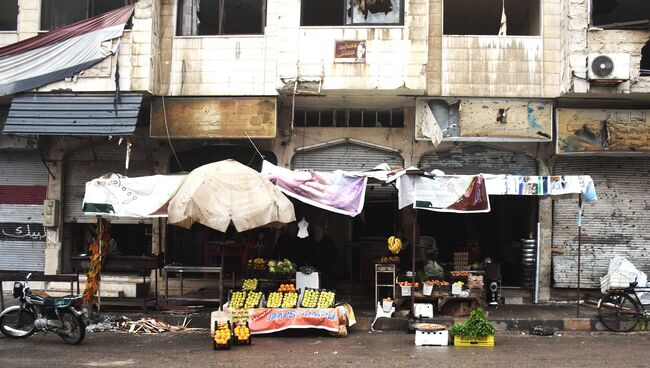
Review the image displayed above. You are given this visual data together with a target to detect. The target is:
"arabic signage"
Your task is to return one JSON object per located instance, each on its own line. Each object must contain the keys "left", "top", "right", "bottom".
{"left": 150, "top": 97, "right": 277, "bottom": 139}
{"left": 0, "top": 223, "right": 46, "bottom": 242}
{"left": 415, "top": 98, "right": 553, "bottom": 142}
{"left": 556, "top": 108, "right": 650, "bottom": 154}
{"left": 334, "top": 40, "right": 366, "bottom": 63}
{"left": 248, "top": 308, "right": 340, "bottom": 334}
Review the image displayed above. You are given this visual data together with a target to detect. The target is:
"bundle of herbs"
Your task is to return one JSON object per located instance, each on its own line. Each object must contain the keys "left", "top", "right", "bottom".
{"left": 448, "top": 308, "right": 495, "bottom": 338}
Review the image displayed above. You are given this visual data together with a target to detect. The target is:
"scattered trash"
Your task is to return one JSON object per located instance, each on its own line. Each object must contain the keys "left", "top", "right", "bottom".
{"left": 530, "top": 325, "right": 555, "bottom": 336}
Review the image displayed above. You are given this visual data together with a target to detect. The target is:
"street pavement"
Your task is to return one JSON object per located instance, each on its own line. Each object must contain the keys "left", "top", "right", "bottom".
{"left": 0, "top": 330, "right": 648, "bottom": 368}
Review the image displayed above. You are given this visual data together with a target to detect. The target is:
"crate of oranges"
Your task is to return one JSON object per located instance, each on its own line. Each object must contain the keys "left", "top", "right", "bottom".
{"left": 278, "top": 283, "right": 296, "bottom": 292}
{"left": 213, "top": 321, "right": 232, "bottom": 350}
{"left": 233, "top": 321, "right": 252, "bottom": 346}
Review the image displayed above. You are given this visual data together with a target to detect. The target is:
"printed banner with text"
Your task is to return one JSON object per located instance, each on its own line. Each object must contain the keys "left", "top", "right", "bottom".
{"left": 248, "top": 308, "right": 340, "bottom": 334}
{"left": 413, "top": 175, "right": 490, "bottom": 213}
{"left": 82, "top": 173, "right": 186, "bottom": 217}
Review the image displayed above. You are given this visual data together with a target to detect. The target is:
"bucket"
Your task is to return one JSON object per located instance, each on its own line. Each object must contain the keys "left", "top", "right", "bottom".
{"left": 401, "top": 285, "right": 412, "bottom": 296}
{"left": 451, "top": 284, "right": 462, "bottom": 295}
{"left": 423, "top": 284, "right": 433, "bottom": 296}
{"left": 382, "top": 300, "right": 393, "bottom": 312}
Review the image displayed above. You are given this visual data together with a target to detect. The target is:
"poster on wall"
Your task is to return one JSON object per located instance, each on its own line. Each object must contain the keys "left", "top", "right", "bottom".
{"left": 556, "top": 108, "right": 650, "bottom": 154}
{"left": 334, "top": 40, "right": 366, "bottom": 63}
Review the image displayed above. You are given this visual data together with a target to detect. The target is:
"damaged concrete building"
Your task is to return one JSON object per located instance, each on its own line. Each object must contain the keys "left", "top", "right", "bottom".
{"left": 0, "top": 0, "right": 648, "bottom": 305}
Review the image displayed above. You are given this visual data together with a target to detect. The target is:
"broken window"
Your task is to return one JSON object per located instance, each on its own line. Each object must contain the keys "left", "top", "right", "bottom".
{"left": 641, "top": 40, "right": 650, "bottom": 77}
{"left": 0, "top": 0, "right": 18, "bottom": 31}
{"left": 592, "top": 0, "right": 650, "bottom": 29}
{"left": 443, "top": 0, "right": 540, "bottom": 36}
{"left": 294, "top": 108, "right": 404, "bottom": 128}
{"left": 41, "top": 0, "right": 133, "bottom": 31}
{"left": 301, "top": 0, "right": 404, "bottom": 26}
{"left": 177, "top": 0, "right": 266, "bottom": 36}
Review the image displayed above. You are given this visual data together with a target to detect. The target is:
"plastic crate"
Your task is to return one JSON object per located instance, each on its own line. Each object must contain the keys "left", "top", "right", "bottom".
{"left": 600, "top": 271, "right": 630, "bottom": 293}
{"left": 415, "top": 329, "right": 448, "bottom": 346}
{"left": 453, "top": 335, "right": 494, "bottom": 347}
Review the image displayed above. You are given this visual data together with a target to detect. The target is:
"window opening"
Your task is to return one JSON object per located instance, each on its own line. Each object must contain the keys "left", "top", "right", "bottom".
{"left": 41, "top": 0, "right": 133, "bottom": 31}
{"left": 592, "top": 0, "right": 650, "bottom": 29}
{"left": 294, "top": 107, "right": 404, "bottom": 128}
{"left": 443, "top": 0, "right": 540, "bottom": 36}
{"left": 301, "top": 0, "right": 404, "bottom": 27}
{"left": 641, "top": 40, "right": 650, "bottom": 77}
{"left": 177, "top": 0, "right": 266, "bottom": 36}
{"left": 0, "top": 0, "right": 18, "bottom": 31}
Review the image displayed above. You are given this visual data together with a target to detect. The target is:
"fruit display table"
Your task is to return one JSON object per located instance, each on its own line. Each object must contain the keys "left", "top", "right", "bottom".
{"left": 224, "top": 305, "right": 355, "bottom": 336}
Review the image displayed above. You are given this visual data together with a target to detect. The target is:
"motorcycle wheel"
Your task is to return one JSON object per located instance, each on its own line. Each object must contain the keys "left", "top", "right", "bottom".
{"left": 0, "top": 308, "right": 36, "bottom": 338}
{"left": 59, "top": 311, "right": 86, "bottom": 345}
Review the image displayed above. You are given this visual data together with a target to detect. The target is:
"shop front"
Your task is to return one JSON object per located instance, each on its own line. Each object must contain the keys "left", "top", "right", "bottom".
{"left": 553, "top": 106, "right": 650, "bottom": 290}
{"left": 0, "top": 150, "right": 49, "bottom": 271}
{"left": 417, "top": 145, "right": 539, "bottom": 290}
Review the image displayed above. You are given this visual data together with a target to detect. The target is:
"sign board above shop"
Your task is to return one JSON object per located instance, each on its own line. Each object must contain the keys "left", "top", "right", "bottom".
{"left": 556, "top": 108, "right": 650, "bottom": 154}
{"left": 150, "top": 97, "right": 277, "bottom": 139}
{"left": 415, "top": 98, "right": 553, "bottom": 142}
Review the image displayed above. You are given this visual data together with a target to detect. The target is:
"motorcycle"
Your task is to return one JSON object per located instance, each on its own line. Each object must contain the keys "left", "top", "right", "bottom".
{"left": 0, "top": 273, "right": 86, "bottom": 344}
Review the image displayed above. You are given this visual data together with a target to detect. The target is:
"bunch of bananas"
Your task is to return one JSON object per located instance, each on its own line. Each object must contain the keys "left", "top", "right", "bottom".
{"left": 387, "top": 236, "right": 403, "bottom": 255}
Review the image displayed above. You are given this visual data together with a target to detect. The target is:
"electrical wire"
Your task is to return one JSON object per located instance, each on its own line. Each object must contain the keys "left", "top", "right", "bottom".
{"left": 157, "top": 49, "right": 184, "bottom": 172}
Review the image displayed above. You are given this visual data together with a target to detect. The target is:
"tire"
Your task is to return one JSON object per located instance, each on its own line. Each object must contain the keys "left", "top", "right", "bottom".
{"left": 0, "top": 308, "right": 36, "bottom": 338}
{"left": 58, "top": 311, "right": 86, "bottom": 345}
{"left": 598, "top": 292, "right": 640, "bottom": 332}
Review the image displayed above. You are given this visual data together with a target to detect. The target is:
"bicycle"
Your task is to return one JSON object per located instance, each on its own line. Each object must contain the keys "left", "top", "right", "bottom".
{"left": 598, "top": 281, "right": 650, "bottom": 332}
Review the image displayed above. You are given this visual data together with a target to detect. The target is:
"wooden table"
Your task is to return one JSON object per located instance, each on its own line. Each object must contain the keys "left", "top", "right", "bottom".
{"left": 70, "top": 255, "right": 161, "bottom": 309}
{"left": 164, "top": 266, "right": 223, "bottom": 306}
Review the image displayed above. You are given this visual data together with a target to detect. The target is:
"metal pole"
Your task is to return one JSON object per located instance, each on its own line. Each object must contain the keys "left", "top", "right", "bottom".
{"left": 97, "top": 216, "right": 102, "bottom": 312}
{"left": 577, "top": 194, "right": 583, "bottom": 318}
{"left": 411, "top": 209, "right": 417, "bottom": 317}
{"left": 534, "top": 222, "right": 541, "bottom": 304}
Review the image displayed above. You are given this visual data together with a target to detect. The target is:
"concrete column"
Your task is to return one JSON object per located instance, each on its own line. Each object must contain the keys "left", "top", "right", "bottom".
{"left": 44, "top": 159, "right": 64, "bottom": 275}
{"left": 537, "top": 148, "right": 553, "bottom": 302}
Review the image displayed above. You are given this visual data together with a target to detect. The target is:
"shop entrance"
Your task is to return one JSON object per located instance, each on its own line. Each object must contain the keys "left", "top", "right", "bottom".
{"left": 417, "top": 196, "right": 538, "bottom": 287}
{"left": 166, "top": 145, "right": 277, "bottom": 271}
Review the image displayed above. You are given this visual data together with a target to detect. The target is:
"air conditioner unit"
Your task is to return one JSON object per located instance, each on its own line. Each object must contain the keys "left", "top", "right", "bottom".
{"left": 587, "top": 53, "right": 630, "bottom": 81}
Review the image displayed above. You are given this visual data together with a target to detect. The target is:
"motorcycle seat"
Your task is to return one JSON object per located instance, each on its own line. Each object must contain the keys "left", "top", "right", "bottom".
{"left": 30, "top": 291, "right": 81, "bottom": 308}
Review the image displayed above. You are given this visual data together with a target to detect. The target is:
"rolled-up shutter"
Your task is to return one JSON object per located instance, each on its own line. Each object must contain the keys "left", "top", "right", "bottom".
{"left": 291, "top": 142, "right": 403, "bottom": 199}
{"left": 553, "top": 157, "right": 650, "bottom": 288}
{"left": 64, "top": 141, "right": 153, "bottom": 224}
{"left": 419, "top": 145, "right": 538, "bottom": 175}
{"left": 0, "top": 151, "right": 48, "bottom": 271}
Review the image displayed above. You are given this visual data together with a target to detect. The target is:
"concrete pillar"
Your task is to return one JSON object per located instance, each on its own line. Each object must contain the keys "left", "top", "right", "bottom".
{"left": 44, "top": 159, "right": 64, "bottom": 275}
{"left": 537, "top": 148, "right": 553, "bottom": 302}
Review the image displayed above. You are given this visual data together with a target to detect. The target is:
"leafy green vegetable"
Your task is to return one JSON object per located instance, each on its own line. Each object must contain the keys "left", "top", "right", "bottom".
{"left": 448, "top": 308, "right": 495, "bottom": 338}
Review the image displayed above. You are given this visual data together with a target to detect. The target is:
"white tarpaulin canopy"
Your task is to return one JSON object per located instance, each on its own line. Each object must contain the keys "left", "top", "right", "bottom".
{"left": 168, "top": 160, "right": 296, "bottom": 232}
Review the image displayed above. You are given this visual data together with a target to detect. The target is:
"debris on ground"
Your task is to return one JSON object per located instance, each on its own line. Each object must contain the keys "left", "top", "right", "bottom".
{"left": 120, "top": 317, "right": 191, "bottom": 334}
{"left": 86, "top": 316, "right": 192, "bottom": 334}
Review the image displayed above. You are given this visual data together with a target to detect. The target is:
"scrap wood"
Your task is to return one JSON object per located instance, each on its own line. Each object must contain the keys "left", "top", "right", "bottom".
{"left": 119, "top": 318, "right": 190, "bottom": 334}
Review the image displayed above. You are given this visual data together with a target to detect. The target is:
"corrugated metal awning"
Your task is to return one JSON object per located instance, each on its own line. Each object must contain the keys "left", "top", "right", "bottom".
{"left": 2, "top": 93, "right": 143, "bottom": 136}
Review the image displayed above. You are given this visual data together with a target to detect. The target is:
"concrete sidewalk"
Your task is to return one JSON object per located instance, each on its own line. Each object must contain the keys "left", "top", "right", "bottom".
{"left": 91, "top": 301, "right": 623, "bottom": 334}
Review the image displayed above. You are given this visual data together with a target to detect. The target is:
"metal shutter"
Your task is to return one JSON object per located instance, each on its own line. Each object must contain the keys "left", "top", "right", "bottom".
{"left": 419, "top": 145, "right": 538, "bottom": 175}
{"left": 552, "top": 157, "right": 650, "bottom": 288}
{"left": 64, "top": 141, "right": 153, "bottom": 224}
{"left": 0, "top": 151, "right": 48, "bottom": 271}
{"left": 291, "top": 142, "right": 404, "bottom": 199}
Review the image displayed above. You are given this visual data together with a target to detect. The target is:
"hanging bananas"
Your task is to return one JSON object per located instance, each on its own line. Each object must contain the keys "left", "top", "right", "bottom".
{"left": 387, "top": 236, "right": 403, "bottom": 255}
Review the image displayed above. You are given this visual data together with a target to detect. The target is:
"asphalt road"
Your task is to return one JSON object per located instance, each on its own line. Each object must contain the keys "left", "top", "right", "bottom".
{"left": 0, "top": 330, "right": 648, "bottom": 368}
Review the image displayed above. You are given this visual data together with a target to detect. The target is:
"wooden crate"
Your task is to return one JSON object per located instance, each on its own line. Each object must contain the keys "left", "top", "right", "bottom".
{"left": 453, "top": 335, "right": 494, "bottom": 347}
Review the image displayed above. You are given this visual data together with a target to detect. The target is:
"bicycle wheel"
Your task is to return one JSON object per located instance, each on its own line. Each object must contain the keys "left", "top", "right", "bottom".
{"left": 598, "top": 292, "right": 640, "bottom": 332}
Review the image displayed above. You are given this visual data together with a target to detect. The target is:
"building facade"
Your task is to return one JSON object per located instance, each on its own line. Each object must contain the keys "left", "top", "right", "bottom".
{"left": 0, "top": 0, "right": 647, "bottom": 302}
